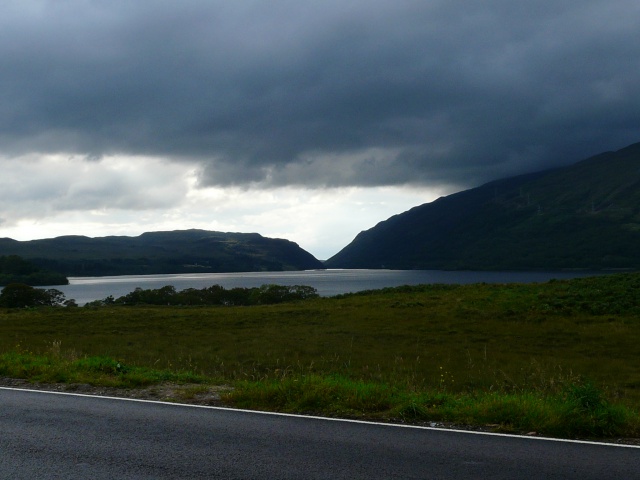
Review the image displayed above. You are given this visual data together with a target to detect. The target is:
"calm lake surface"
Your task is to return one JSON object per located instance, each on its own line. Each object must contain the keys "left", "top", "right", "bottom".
{"left": 48, "top": 269, "right": 605, "bottom": 306}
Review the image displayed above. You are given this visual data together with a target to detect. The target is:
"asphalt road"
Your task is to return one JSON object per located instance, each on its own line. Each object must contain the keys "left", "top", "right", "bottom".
{"left": 0, "top": 388, "right": 638, "bottom": 479}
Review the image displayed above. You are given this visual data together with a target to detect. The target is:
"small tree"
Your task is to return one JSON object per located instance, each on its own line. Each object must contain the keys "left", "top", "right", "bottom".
{"left": 0, "top": 283, "right": 70, "bottom": 308}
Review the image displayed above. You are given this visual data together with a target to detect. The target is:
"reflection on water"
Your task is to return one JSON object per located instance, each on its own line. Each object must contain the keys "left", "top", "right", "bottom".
{"left": 43, "top": 269, "right": 604, "bottom": 306}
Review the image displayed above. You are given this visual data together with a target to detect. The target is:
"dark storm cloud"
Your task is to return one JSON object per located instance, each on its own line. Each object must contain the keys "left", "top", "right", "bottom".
{"left": 1, "top": 0, "right": 639, "bottom": 189}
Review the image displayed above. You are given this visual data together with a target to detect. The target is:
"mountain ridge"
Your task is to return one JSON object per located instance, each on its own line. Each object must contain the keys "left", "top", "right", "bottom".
{"left": 325, "top": 142, "right": 640, "bottom": 270}
{"left": 0, "top": 229, "right": 324, "bottom": 277}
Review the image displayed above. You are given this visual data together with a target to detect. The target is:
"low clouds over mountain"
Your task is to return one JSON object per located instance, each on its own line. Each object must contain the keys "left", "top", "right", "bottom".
{"left": 1, "top": 1, "right": 638, "bottom": 188}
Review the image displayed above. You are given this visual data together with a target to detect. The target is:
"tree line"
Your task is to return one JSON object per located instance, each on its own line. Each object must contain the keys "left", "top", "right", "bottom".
{"left": 0, "top": 255, "right": 69, "bottom": 286}
{"left": 87, "top": 284, "right": 319, "bottom": 307}
{"left": 0, "top": 282, "right": 319, "bottom": 308}
{"left": 0, "top": 283, "right": 76, "bottom": 308}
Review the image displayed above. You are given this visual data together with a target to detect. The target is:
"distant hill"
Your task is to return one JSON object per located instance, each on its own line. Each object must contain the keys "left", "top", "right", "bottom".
{"left": 0, "top": 255, "right": 68, "bottom": 286}
{"left": 326, "top": 142, "right": 640, "bottom": 270}
{"left": 0, "top": 230, "right": 324, "bottom": 277}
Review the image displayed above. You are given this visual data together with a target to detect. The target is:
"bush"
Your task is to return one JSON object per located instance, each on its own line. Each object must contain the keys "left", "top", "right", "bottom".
{"left": 0, "top": 283, "right": 70, "bottom": 308}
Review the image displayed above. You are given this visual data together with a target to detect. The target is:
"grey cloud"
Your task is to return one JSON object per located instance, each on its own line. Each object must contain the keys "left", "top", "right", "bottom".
{"left": 1, "top": 0, "right": 639, "bottom": 189}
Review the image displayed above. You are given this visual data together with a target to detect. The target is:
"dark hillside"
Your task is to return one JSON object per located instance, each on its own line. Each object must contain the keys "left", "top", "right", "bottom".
{"left": 0, "top": 230, "right": 323, "bottom": 276}
{"left": 0, "top": 255, "right": 68, "bottom": 286}
{"left": 326, "top": 142, "right": 640, "bottom": 270}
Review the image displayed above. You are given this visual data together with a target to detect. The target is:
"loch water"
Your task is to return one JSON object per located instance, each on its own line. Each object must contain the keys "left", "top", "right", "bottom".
{"left": 46, "top": 269, "right": 605, "bottom": 306}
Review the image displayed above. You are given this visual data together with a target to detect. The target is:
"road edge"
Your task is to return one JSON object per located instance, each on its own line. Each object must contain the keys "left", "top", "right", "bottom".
{"left": 2, "top": 385, "right": 639, "bottom": 449}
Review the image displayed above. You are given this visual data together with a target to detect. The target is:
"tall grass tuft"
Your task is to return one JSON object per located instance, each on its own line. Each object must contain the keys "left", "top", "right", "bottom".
{"left": 0, "top": 350, "right": 208, "bottom": 388}
{"left": 227, "top": 375, "right": 397, "bottom": 415}
{"left": 225, "top": 376, "right": 640, "bottom": 438}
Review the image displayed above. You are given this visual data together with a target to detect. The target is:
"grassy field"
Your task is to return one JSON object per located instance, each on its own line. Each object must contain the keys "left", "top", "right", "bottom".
{"left": 1, "top": 272, "right": 640, "bottom": 438}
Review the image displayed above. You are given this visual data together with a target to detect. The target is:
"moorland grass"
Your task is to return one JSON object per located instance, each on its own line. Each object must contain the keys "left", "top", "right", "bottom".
{"left": 0, "top": 348, "right": 209, "bottom": 388}
{"left": 1, "top": 272, "right": 640, "bottom": 438}
{"left": 226, "top": 375, "right": 638, "bottom": 438}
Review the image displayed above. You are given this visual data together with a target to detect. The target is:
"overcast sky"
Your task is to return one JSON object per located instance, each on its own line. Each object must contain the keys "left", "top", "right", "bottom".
{"left": 1, "top": 1, "right": 639, "bottom": 259}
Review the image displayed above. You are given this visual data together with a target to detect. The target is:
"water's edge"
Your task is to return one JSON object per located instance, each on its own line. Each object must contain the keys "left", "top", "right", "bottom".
{"left": 46, "top": 269, "right": 604, "bottom": 306}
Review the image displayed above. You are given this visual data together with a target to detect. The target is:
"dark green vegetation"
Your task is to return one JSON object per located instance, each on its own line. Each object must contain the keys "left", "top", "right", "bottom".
{"left": 86, "top": 283, "right": 319, "bottom": 306}
{"left": 326, "top": 141, "right": 640, "bottom": 270}
{"left": 0, "top": 282, "right": 319, "bottom": 308}
{"left": 0, "top": 255, "right": 68, "bottom": 286}
{"left": 0, "top": 229, "right": 323, "bottom": 276}
{"left": 0, "top": 350, "right": 207, "bottom": 388}
{"left": 1, "top": 273, "right": 639, "bottom": 438}
{"left": 0, "top": 283, "right": 75, "bottom": 308}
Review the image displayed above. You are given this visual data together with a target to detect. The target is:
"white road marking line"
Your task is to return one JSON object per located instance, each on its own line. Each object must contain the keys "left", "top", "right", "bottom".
{"left": 1, "top": 385, "right": 638, "bottom": 448}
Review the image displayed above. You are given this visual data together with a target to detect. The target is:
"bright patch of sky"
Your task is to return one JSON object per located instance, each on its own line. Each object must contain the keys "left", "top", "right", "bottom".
{"left": 0, "top": 154, "right": 446, "bottom": 259}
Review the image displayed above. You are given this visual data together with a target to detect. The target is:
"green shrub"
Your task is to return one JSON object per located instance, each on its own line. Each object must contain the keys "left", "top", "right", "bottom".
{"left": 0, "top": 284, "right": 69, "bottom": 308}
